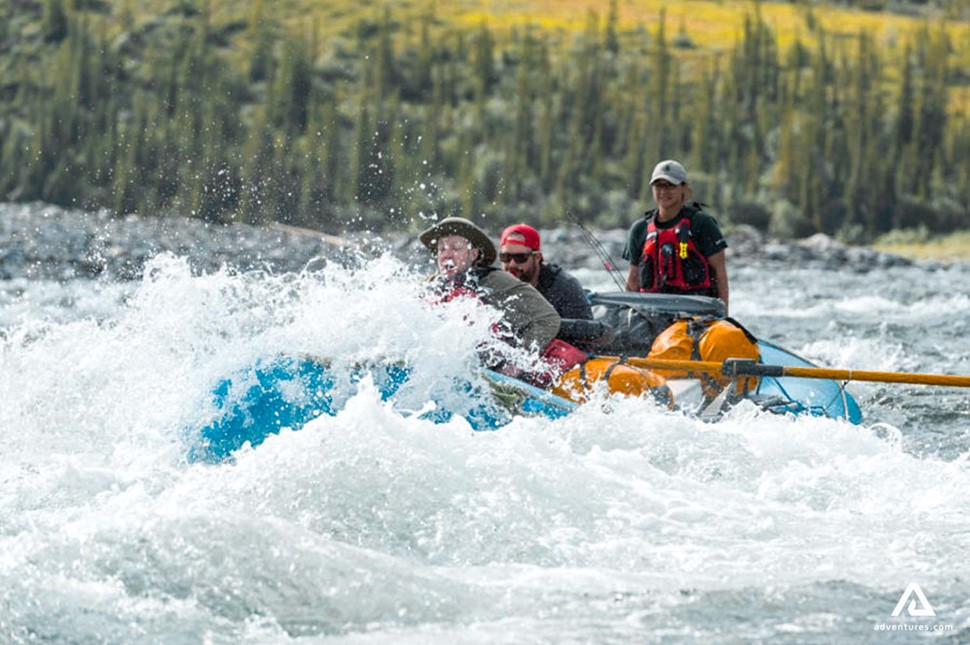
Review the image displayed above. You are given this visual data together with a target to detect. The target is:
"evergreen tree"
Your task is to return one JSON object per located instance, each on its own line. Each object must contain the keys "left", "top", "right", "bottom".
{"left": 605, "top": 0, "right": 620, "bottom": 55}
{"left": 248, "top": 0, "right": 275, "bottom": 83}
{"left": 270, "top": 38, "right": 313, "bottom": 133}
{"left": 42, "top": 0, "right": 69, "bottom": 43}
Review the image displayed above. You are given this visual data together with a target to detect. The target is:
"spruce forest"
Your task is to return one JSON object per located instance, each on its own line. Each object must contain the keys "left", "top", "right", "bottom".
{"left": 1, "top": 0, "right": 968, "bottom": 241}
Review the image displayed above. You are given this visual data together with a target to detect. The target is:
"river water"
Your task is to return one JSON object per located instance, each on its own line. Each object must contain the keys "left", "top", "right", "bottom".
{"left": 1, "top": 205, "right": 968, "bottom": 643}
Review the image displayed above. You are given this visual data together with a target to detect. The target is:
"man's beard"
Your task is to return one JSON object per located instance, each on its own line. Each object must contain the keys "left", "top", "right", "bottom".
{"left": 508, "top": 263, "right": 537, "bottom": 284}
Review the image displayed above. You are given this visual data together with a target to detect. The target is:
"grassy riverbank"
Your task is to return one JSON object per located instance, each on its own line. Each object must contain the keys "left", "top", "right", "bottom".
{"left": 873, "top": 230, "right": 970, "bottom": 261}
{"left": 2, "top": 0, "right": 967, "bottom": 237}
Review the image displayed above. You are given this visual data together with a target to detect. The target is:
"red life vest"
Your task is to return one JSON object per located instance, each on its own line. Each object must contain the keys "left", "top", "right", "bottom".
{"left": 427, "top": 269, "right": 488, "bottom": 306}
{"left": 639, "top": 206, "right": 715, "bottom": 296}
{"left": 429, "top": 282, "right": 479, "bottom": 305}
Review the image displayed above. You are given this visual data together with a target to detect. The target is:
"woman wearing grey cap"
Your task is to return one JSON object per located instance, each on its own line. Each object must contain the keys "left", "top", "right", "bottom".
{"left": 621, "top": 160, "right": 730, "bottom": 313}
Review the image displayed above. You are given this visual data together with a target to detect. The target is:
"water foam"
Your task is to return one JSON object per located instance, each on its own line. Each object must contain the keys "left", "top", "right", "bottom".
{"left": 2, "top": 253, "right": 969, "bottom": 641}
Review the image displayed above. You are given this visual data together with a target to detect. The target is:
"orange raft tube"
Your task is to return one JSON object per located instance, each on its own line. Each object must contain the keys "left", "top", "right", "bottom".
{"left": 549, "top": 357, "right": 673, "bottom": 407}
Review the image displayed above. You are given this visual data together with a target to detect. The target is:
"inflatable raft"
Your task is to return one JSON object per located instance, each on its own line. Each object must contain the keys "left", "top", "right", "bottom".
{"left": 188, "top": 292, "right": 862, "bottom": 463}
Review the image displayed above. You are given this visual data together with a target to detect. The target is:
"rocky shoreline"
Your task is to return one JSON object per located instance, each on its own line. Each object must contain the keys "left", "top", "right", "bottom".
{"left": 0, "top": 202, "right": 940, "bottom": 283}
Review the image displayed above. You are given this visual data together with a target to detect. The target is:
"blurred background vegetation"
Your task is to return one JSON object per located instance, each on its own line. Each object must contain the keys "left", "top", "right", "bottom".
{"left": 0, "top": 0, "right": 967, "bottom": 242}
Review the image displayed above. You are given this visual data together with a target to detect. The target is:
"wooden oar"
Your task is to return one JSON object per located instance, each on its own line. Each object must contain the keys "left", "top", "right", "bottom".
{"left": 609, "top": 357, "right": 970, "bottom": 388}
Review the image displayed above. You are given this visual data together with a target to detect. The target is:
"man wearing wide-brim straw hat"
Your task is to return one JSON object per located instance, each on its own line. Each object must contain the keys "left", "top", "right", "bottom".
{"left": 419, "top": 216, "right": 561, "bottom": 354}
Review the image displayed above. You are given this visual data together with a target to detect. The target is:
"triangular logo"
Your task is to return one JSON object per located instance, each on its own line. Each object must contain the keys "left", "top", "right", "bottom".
{"left": 891, "top": 583, "right": 936, "bottom": 617}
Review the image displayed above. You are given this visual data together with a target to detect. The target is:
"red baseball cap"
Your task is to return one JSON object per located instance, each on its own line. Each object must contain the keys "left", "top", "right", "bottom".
{"left": 500, "top": 224, "right": 541, "bottom": 251}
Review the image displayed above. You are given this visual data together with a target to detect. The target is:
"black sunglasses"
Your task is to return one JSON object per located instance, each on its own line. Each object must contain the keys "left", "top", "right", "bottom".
{"left": 499, "top": 251, "right": 536, "bottom": 264}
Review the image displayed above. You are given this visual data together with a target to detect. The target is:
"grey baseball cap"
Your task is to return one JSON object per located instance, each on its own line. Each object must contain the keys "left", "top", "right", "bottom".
{"left": 650, "top": 160, "right": 688, "bottom": 185}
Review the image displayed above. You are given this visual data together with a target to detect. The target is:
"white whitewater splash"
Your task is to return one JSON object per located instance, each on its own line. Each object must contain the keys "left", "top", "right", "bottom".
{"left": 2, "top": 254, "right": 969, "bottom": 642}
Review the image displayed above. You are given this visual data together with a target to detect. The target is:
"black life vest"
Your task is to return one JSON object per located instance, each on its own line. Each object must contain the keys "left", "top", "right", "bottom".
{"left": 638, "top": 205, "right": 715, "bottom": 296}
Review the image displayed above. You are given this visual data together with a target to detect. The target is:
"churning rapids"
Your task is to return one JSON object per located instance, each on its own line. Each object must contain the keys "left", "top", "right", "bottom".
{"left": 1, "top": 203, "right": 968, "bottom": 643}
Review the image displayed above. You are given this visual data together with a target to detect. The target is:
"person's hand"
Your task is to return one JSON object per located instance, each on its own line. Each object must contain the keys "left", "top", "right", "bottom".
{"left": 497, "top": 363, "right": 526, "bottom": 379}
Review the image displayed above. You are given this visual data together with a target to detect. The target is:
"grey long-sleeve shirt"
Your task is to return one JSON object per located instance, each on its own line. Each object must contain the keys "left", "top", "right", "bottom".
{"left": 478, "top": 267, "right": 561, "bottom": 351}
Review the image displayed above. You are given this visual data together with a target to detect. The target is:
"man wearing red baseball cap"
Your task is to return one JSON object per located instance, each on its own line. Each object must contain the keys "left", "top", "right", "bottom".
{"left": 500, "top": 224, "right": 593, "bottom": 320}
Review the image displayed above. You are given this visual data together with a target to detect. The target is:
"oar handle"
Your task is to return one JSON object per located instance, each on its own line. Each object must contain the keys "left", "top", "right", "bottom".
{"left": 725, "top": 359, "right": 970, "bottom": 387}
{"left": 722, "top": 359, "right": 781, "bottom": 377}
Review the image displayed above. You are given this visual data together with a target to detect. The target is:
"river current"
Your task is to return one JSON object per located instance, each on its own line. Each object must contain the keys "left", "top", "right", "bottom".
{"left": 1, "top": 205, "right": 968, "bottom": 643}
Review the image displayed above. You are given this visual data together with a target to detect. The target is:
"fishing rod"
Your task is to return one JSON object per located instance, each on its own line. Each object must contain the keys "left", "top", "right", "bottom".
{"left": 566, "top": 214, "right": 627, "bottom": 291}
{"left": 607, "top": 356, "right": 970, "bottom": 388}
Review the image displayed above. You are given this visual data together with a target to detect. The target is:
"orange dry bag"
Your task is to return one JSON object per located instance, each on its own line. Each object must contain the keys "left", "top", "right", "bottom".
{"left": 646, "top": 317, "right": 760, "bottom": 398}
{"left": 552, "top": 357, "right": 672, "bottom": 407}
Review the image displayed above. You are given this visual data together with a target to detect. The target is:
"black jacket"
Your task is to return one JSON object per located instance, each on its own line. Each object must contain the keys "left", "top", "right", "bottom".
{"left": 536, "top": 263, "right": 593, "bottom": 320}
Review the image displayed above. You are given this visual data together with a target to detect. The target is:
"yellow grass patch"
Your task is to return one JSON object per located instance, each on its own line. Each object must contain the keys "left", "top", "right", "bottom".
{"left": 125, "top": 1, "right": 969, "bottom": 55}
{"left": 117, "top": 0, "right": 970, "bottom": 117}
{"left": 446, "top": 0, "right": 968, "bottom": 46}
{"left": 874, "top": 231, "right": 970, "bottom": 262}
